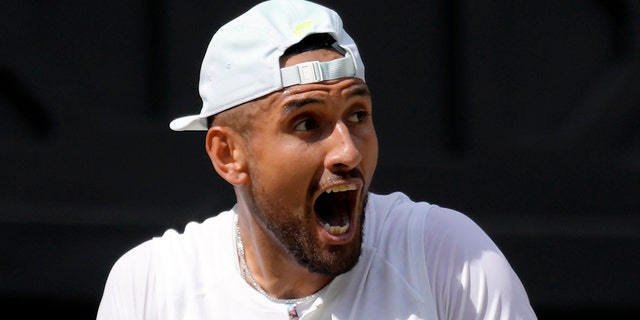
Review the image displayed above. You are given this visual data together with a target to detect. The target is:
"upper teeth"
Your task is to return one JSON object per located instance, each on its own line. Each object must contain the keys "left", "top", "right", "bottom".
{"left": 325, "top": 184, "right": 357, "bottom": 193}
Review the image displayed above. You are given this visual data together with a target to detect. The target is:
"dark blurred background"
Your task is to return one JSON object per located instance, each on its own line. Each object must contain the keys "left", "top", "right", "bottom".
{"left": 1, "top": 0, "right": 639, "bottom": 318}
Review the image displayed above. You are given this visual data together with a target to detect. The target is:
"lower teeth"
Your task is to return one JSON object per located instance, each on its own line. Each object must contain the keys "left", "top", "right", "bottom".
{"left": 323, "top": 222, "right": 349, "bottom": 235}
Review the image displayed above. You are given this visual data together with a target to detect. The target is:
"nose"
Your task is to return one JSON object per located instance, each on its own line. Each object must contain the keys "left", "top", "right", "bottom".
{"left": 324, "top": 121, "right": 362, "bottom": 171}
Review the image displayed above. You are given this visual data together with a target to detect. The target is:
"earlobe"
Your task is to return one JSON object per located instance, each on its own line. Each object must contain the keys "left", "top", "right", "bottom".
{"left": 205, "top": 127, "right": 248, "bottom": 185}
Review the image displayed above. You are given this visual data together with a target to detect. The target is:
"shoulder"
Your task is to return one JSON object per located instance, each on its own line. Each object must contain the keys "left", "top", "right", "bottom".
{"left": 424, "top": 207, "right": 537, "bottom": 318}
{"left": 364, "top": 192, "right": 537, "bottom": 319}
{"left": 364, "top": 191, "right": 440, "bottom": 246}
{"left": 366, "top": 192, "right": 518, "bottom": 284}
{"left": 365, "top": 191, "right": 493, "bottom": 249}
{"left": 104, "top": 209, "right": 235, "bottom": 276}
{"left": 98, "top": 211, "right": 236, "bottom": 301}
{"left": 365, "top": 191, "right": 435, "bottom": 231}
{"left": 420, "top": 205, "right": 538, "bottom": 319}
{"left": 98, "top": 210, "right": 237, "bottom": 319}
{"left": 154, "top": 210, "right": 235, "bottom": 255}
{"left": 364, "top": 191, "right": 495, "bottom": 271}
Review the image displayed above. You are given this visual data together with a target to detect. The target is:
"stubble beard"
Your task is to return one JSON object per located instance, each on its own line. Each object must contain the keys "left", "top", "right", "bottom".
{"left": 247, "top": 183, "right": 367, "bottom": 276}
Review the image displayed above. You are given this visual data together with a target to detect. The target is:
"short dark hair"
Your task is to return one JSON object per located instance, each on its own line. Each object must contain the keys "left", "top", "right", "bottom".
{"left": 282, "top": 33, "right": 340, "bottom": 57}
{"left": 207, "top": 114, "right": 216, "bottom": 128}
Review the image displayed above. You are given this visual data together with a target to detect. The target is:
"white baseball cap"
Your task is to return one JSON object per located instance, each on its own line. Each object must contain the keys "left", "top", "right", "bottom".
{"left": 169, "top": 0, "right": 366, "bottom": 131}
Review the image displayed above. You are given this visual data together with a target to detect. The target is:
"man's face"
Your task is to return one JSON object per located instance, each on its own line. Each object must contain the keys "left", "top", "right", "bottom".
{"left": 243, "top": 48, "right": 378, "bottom": 276}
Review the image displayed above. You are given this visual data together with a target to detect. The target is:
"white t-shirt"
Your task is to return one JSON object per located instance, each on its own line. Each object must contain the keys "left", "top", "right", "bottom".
{"left": 97, "top": 192, "right": 537, "bottom": 319}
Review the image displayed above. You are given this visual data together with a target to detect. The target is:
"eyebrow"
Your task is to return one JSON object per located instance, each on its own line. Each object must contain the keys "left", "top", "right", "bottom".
{"left": 282, "top": 85, "right": 371, "bottom": 113}
{"left": 284, "top": 98, "right": 321, "bottom": 112}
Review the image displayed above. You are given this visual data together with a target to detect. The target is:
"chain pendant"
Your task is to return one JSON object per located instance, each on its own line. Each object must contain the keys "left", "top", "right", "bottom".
{"left": 287, "top": 303, "right": 300, "bottom": 320}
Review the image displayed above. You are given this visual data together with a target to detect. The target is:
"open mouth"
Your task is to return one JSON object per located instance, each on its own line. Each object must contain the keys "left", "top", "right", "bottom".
{"left": 313, "top": 184, "right": 358, "bottom": 236}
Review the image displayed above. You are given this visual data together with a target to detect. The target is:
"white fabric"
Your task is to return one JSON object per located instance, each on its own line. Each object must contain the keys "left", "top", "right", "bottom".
{"left": 97, "top": 192, "right": 537, "bottom": 319}
{"left": 169, "top": 0, "right": 365, "bottom": 131}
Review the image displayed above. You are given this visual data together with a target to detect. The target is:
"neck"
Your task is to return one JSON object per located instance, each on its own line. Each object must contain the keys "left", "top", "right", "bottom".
{"left": 235, "top": 211, "right": 333, "bottom": 301}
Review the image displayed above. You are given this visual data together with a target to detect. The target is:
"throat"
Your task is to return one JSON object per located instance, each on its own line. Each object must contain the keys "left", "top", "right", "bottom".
{"left": 234, "top": 213, "right": 331, "bottom": 303}
{"left": 314, "top": 191, "right": 354, "bottom": 235}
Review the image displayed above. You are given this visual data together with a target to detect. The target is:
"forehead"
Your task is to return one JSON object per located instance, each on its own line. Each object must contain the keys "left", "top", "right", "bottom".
{"left": 245, "top": 78, "right": 369, "bottom": 128}
{"left": 281, "top": 78, "right": 368, "bottom": 103}
{"left": 267, "top": 78, "right": 369, "bottom": 113}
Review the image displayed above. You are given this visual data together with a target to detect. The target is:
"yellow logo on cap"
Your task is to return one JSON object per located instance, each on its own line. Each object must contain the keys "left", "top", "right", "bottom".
{"left": 293, "top": 20, "right": 313, "bottom": 36}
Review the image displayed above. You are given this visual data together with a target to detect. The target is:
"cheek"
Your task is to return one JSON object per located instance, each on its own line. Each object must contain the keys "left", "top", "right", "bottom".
{"left": 365, "top": 139, "right": 378, "bottom": 173}
{"left": 251, "top": 141, "right": 320, "bottom": 200}
{"left": 358, "top": 128, "right": 379, "bottom": 175}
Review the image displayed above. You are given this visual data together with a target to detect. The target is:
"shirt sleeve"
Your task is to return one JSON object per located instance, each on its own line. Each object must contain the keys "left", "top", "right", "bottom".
{"left": 422, "top": 206, "right": 538, "bottom": 320}
{"left": 96, "top": 240, "right": 157, "bottom": 320}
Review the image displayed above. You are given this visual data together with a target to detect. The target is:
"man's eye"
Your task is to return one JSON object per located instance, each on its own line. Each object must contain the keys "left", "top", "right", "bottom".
{"left": 347, "top": 111, "right": 368, "bottom": 123}
{"left": 294, "top": 119, "right": 319, "bottom": 131}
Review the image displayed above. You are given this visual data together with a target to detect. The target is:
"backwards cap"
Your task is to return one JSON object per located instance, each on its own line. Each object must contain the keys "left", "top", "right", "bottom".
{"left": 169, "top": 0, "right": 366, "bottom": 131}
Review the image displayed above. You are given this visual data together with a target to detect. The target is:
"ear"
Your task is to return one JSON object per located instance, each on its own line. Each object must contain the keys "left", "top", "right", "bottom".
{"left": 205, "top": 126, "right": 248, "bottom": 186}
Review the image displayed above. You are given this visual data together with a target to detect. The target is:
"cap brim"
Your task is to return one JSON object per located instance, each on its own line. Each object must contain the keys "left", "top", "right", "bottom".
{"left": 169, "top": 115, "right": 208, "bottom": 131}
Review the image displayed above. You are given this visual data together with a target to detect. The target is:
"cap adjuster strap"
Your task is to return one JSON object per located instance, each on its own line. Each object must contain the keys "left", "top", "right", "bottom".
{"left": 281, "top": 56, "right": 355, "bottom": 87}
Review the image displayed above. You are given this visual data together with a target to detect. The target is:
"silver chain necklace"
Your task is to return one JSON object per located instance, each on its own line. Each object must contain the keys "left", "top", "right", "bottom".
{"left": 234, "top": 214, "right": 327, "bottom": 305}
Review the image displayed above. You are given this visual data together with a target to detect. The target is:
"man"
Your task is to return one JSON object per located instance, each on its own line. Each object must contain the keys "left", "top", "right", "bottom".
{"left": 97, "top": 0, "right": 537, "bottom": 319}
